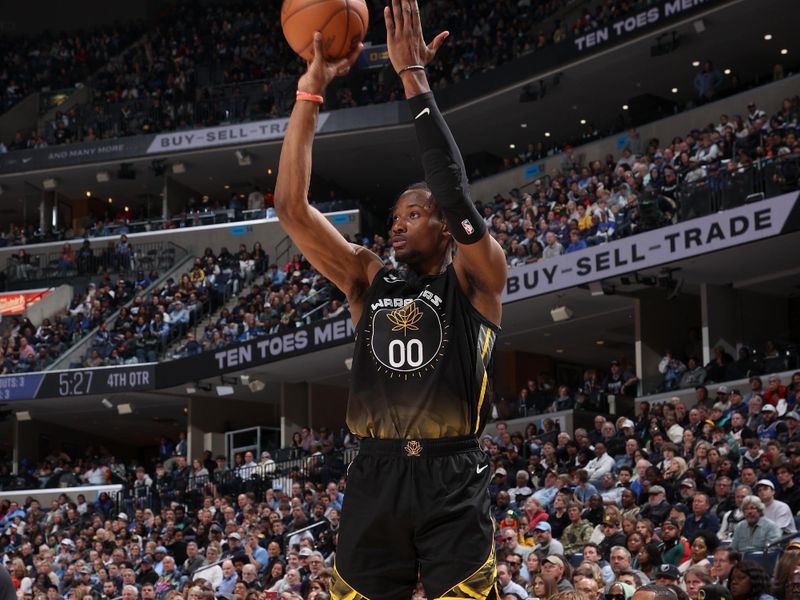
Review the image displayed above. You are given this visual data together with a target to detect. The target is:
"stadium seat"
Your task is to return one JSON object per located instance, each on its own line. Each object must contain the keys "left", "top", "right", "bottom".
{"left": 742, "top": 549, "right": 781, "bottom": 575}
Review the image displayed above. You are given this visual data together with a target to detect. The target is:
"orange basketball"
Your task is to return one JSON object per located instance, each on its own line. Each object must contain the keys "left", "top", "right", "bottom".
{"left": 281, "top": 0, "right": 369, "bottom": 62}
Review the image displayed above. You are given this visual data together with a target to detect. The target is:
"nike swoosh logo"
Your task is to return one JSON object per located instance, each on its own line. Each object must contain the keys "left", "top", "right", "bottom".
{"left": 22, "top": 158, "right": 32, "bottom": 163}
{"left": 477, "top": 464, "right": 488, "bottom": 474}
{"left": 415, "top": 107, "right": 430, "bottom": 120}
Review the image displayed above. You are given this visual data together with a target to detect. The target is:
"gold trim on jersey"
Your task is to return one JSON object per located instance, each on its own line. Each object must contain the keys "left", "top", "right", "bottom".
{"left": 330, "top": 565, "right": 371, "bottom": 600}
{"left": 432, "top": 545, "right": 497, "bottom": 600}
{"left": 473, "top": 325, "right": 496, "bottom": 434}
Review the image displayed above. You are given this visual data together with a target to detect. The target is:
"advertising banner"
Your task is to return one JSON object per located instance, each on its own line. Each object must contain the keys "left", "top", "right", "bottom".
{"left": 503, "top": 192, "right": 800, "bottom": 303}
{"left": 0, "top": 289, "right": 51, "bottom": 315}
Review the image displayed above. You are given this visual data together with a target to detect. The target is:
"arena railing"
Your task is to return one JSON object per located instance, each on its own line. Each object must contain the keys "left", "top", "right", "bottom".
{"left": 113, "top": 449, "right": 358, "bottom": 515}
{"left": 46, "top": 246, "right": 194, "bottom": 371}
{"left": 2, "top": 240, "right": 188, "bottom": 291}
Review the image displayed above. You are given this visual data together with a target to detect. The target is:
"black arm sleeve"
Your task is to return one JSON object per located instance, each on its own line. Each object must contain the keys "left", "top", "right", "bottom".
{"left": 408, "top": 92, "right": 486, "bottom": 244}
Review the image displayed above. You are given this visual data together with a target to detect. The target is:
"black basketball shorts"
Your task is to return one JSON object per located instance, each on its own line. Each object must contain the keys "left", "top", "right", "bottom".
{"left": 331, "top": 436, "right": 498, "bottom": 600}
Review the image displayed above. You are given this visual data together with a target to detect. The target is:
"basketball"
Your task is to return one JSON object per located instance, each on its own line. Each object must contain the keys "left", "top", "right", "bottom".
{"left": 281, "top": 0, "right": 369, "bottom": 62}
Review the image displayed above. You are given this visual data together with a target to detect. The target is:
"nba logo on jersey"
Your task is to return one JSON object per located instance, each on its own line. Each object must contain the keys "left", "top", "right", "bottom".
{"left": 461, "top": 219, "right": 474, "bottom": 235}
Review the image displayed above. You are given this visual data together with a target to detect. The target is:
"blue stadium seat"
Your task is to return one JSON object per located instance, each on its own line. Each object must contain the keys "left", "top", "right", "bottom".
{"left": 742, "top": 549, "right": 781, "bottom": 575}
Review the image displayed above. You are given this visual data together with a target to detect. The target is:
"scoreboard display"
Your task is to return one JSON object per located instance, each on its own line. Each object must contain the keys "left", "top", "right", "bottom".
{"left": 0, "top": 365, "right": 155, "bottom": 401}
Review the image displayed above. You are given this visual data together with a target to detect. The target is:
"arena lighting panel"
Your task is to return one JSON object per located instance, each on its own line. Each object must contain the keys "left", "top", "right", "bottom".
{"left": 42, "top": 178, "right": 58, "bottom": 190}
{"left": 16, "top": 411, "right": 32, "bottom": 421}
{"left": 235, "top": 149, "right": 252, "bottom": 167}
{"left": 96, "top": 171, "right": 111, "bottom": 183}
{"left": 248, "top": 380, "right": 266, "bottom": 393}
{"left": 171, "top": 162, "right": 186, "bottom": 174}
{"left": 117, "top": 403, "right": 133, "bottom": 415}
{"left": 550, "top": 306, "right": 574, "bottom": 322}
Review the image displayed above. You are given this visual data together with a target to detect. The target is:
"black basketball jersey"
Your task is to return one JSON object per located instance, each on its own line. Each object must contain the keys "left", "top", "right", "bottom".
{"left": 347, "top": 264, "right": 498, "bottom": 439}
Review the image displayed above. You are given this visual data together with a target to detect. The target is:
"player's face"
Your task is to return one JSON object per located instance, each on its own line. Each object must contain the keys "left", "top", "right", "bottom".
{"left": 390, "top": 190, "right": 449, "bottom": 264}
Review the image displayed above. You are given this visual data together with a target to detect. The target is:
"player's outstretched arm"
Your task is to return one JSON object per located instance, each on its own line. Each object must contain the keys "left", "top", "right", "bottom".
{"left": 275, "top": 33, "right": 383, "bottom": 321}
{"left": 385, "top": 0, "right": 507, "bottom": 324}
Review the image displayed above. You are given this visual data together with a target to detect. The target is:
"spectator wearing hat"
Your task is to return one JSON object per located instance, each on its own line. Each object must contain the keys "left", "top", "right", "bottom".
{"left": 730, "top": 496, "right": 782, "bottom": 553}
{"left": 757, "top": 405, "right": 786, "bottom": 444}
{"left": 562, "top": 502, "right": 593, "bottom": 557}
{"left": 599, "top": 514, "right": 627, "bottom": 561}
{"left": 775, "top": 463, "right": 800, "bottom": 513}
{"left": 604, "top": 360, "right": 639, "bottom": 398}
{"left": 678, "top": 478, "right": 698, "bottom": 505}
{"left": 727, "top": 390, "right": 748, "bottom": 419}
{"left": 151, "top": 546, "right": 169, "bottom": 576}
{"left": 682, "top": 493, "right": 720, "bottom": 539}
{"left": 542, "top": 555, "right": 573, "bottom": 591}
{"left": 755, "top": 479, "right": 796, "bottom": 534}
{"left": 532, "top": 522, "right": 564, "bottom": 556}
{"left": 654, "top": 563, "right": 682, "bottom": 586}
{"left": 781, "top": 411, "right": 800, "bottom": 446}
{"left": 137, "top": 555, "right": 158, "bottom": 586}
{"left": 659, "top": 518, "right": 690, "bottom": 566}
{"left": 640, "top": 486, "right": 672, "bottom": 527}
{"left": 489, "top": 467, "right": 510, "bottom": 503}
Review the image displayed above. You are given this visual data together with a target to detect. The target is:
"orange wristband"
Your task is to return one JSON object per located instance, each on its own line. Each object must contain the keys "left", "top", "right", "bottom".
{"left": 296, "top": 91, "right": 324, "bottom": 105}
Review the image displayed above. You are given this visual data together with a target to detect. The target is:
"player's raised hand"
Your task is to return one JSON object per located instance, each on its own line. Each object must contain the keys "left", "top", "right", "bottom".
{"left": 298, "top": 32, "right": 363, "bottom": 95}
{"left": 384, "top": 0, "right": 448, "bottom": 73}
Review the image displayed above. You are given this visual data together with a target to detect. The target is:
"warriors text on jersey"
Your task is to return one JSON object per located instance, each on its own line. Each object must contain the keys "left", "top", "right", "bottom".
{"left": 347, "top": 265, "right": 498, "bottom": 439}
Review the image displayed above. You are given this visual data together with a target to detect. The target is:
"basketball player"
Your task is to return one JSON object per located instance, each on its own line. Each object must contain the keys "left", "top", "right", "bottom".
{"left": 274, "top": 1, "right": 506, "bottom": 598}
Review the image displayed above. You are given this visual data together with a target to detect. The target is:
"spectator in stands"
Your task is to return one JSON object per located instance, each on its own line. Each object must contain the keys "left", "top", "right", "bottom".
{"left": 755, "top": 479, "right": 796, "bottom": 534}
{"left": 729, "top": 495, "right": 782, "bottom": 552}
{"left": 682, "top": 493, "right": 720, "bottom": 538}
{"left": 727, "top": 561, "right": 773, "bottom": 600}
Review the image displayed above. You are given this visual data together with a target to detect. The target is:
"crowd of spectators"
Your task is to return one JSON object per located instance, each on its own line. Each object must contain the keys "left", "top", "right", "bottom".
{"left": 168, "top": 251, "right": 343, "bottom": 361}
{"left": 68, "top": 243, "right": 269, "bottom": 368}
{"left": 0, "top": 23, "right": 145, "bottom": 115}
{"left": 0, "top": 266, "right": 160, "bottom": 375}
{"left": 0, "top": 0, "right": 617, "bottom": 151}
{"left": 486, "top": 95, "right": 800, "bottom": 267}
{"left": 657, "top": 341, "right": 799, "bottom": 393}
{"left": 4, "top": 372, "right": 800, "bottom": 600}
